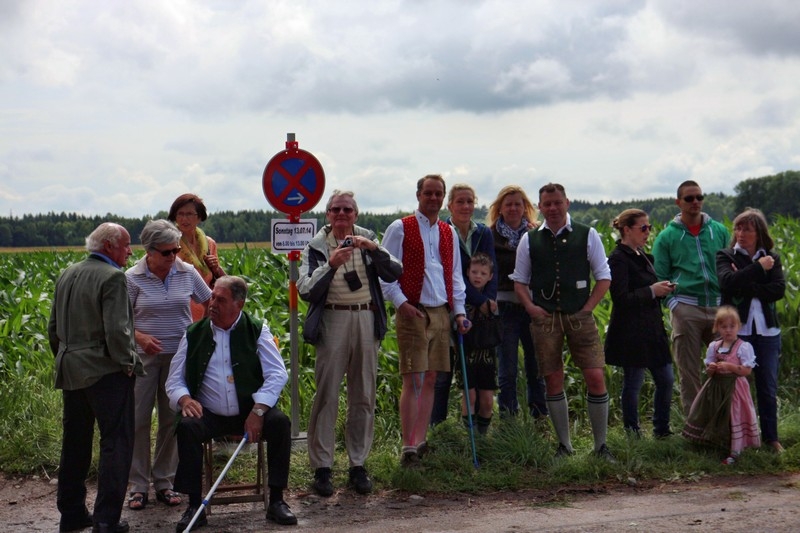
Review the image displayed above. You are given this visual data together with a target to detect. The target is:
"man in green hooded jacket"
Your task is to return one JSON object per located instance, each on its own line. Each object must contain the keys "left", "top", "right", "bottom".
{"left": 653, "top": 180, "right": 730, "bottom": 416}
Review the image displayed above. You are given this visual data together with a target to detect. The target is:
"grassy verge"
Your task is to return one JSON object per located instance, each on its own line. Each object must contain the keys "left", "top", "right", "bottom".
{"left": 228, "top": 404, "right": 800, "bottom": 495}
{"left": 3, "top": 228, "right": 800, "bottom": 493}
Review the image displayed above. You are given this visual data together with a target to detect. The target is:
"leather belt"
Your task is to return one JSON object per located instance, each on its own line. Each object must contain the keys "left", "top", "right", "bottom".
{"left": 324, "top": 303, "right": 375, "bottom": 311}
{"left": 415, "top": 304, "right": 448, "bottom": 310}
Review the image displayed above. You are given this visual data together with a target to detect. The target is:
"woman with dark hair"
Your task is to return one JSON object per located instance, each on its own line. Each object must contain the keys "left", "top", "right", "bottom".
{"left": 487, "top": 185, "right": 546, "bottom": 418}
{"left": 168, "top": 193, "right": 226, "bottom": 321}
{"left": 605, "top": 209, "right": 675, "bottom": 438}
{"left": 716, "top": 208, "right": 786, "bottom": 453}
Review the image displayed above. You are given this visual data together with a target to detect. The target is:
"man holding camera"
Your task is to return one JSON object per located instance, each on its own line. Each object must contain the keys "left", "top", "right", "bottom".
{"left": 298, "top": 190, "right": 402, "bottom": 496}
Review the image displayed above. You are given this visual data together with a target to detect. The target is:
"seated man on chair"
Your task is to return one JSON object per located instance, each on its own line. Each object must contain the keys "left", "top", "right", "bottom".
{"left": 166, "top": 275, "right": 297, "bottom": 531}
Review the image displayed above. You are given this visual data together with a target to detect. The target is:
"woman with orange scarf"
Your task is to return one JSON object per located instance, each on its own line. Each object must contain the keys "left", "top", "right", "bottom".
{"left": 168, "top": 193, "right": 226, "bottom": 322}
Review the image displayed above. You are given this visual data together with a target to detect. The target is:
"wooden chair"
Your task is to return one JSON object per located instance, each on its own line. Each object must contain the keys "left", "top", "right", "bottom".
{"left": 202, "top": 436, "right": 267, "bottom": 514}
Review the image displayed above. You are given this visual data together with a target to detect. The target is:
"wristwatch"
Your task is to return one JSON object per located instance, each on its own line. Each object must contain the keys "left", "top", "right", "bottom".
{"left": 252, "top": 407, "right": 266, "bottom": 416}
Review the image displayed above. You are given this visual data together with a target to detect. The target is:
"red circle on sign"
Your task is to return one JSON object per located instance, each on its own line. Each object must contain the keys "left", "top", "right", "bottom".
{"left": 262, "top": 148, "right": 325, "bottom": 216}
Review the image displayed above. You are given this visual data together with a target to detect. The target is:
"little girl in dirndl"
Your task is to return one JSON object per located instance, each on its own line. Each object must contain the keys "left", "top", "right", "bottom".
{"left": 683, "top": 306, "right": 761, "bottom": 464}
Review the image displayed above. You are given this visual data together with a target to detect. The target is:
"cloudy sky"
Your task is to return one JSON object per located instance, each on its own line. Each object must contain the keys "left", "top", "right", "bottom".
{"left": 2, "top": 0, "right": 799, "bottom": 218}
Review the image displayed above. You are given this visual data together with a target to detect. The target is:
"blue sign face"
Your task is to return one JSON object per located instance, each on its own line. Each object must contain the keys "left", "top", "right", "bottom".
{"left": 270, "top": 158, "right": 319, "bottom": 205}
{"left": 263, "top": 149, "right": 325, "bottom": 216}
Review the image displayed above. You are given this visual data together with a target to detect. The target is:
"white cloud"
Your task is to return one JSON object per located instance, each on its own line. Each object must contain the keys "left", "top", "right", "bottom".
{"left": 1, "top": 0, "right": 799, "bottom": 219}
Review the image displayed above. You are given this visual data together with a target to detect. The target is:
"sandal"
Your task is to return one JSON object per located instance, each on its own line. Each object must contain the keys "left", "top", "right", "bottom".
{"left": 128, "top": 492, "right": 148, "bottom": 510}
{"left": 156, "top": 488, "right": 182, "bottom": 506}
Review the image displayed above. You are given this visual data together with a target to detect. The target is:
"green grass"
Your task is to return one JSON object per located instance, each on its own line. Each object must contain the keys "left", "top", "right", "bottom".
{"left": 212, "top": 405, "right": 798, "bottom": 496}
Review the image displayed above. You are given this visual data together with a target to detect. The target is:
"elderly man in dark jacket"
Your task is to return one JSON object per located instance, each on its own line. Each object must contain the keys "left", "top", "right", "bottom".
{"left": 49, "top": 222, "right": 144, "bottom": 533}
{"left": 298, "top": 190, "right": 402, "bottom": 497}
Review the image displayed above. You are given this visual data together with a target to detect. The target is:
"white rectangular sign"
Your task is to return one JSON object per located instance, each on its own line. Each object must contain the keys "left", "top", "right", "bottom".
{"left": 271, "top": 219, "right": 317, "bottom": 253}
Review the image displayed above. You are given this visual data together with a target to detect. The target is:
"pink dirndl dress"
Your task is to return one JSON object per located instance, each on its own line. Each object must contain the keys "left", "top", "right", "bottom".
{"left": 723, "top": 340, "right": 761, "bottom": 453}
{"left": 683, "top": 339, "right": 761, "bottom": 453}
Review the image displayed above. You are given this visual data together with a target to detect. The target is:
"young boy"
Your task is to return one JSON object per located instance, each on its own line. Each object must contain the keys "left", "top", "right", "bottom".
{"left": 458, "top": 252, "right": 500, "bottom": 434}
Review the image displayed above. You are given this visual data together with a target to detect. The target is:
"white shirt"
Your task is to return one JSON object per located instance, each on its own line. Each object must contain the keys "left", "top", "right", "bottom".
{"left": 510, "top": 214, "right": 611, "bottom": 285}
{"left": 166, "top": 312, "right": 288, "bottom": 415}
{"left": 380, "top": 210, "right": 466, "bottom": 315}
{"left": 704, "top": 339, "right": 757, "bottom": 367}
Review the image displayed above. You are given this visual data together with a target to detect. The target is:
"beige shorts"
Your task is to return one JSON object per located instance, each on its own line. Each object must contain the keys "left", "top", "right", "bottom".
{"left": 531, "top": 309, "right": 605, "bottom": 376}
{"left": 395, "top": 305, "right": 451, "bottom": 374}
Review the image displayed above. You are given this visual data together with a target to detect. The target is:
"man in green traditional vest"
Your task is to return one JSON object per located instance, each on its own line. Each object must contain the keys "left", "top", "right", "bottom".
{"left": 511, "top": 183, "right": 614, "bottom": 461}
{"left": 166, "top": 275, "right": 297, "bottom": 531}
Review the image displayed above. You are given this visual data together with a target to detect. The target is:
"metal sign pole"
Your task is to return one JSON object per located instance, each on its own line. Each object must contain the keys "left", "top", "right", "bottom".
{"left": 288, "top": 235, "right": 301, "bottom": 438}
{"left": 284, "top": 133, "right": 301, "bottom": 438}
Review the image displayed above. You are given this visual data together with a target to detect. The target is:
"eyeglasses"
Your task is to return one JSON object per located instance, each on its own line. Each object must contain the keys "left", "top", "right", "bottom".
{"left": 153, "top": 247, "right": 181, "bottom": 257}
{"left": 682, "top": 194, "right": 704, "bottom": 203}
{"left": 636, "top": 224, "right": 653, "bottom": 232}
{"left": 176, "top": 211, "right": 198, "bottom": 218}
{"left": 329, "top": 206, "right": 354, "bottom": 214}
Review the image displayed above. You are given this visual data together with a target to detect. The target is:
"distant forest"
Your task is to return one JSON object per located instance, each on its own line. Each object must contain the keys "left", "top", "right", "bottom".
{"left": 2, "top": 171, "right": 799, "bottom": 247}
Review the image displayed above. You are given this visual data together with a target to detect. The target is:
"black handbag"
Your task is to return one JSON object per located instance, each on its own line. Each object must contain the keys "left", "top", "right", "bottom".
{"left": 463, "top": 309, "right": 503, "bottom": 351}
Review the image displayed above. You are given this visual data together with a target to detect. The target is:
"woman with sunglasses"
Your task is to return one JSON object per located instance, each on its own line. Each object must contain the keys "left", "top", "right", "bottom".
{"left": 605, "top": 209, "right": 676, "bottom": 438}
{"left": 125, "top": 219, "right": 212, "bottom": 510}
{"left": 168, "top": 193, "right": 226, "bottom": 322}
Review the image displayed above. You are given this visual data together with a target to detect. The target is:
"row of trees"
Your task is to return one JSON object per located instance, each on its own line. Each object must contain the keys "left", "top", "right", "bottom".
{"left": 1, "top": 172, "right": 798, "bottom": 247}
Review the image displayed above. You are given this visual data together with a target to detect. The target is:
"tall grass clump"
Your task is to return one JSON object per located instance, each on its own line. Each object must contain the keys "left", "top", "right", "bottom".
{"left": 0, "top": 251, "right": 77, "bottom": 473}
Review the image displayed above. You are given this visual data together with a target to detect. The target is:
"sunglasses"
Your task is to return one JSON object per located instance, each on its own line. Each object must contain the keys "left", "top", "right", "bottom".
{"left": 154, "top": 247, "right": 181, "bottom": 257}
{"left": 636, "top": 224, "right": 653, "bottom": 232}
{"left": 682, "top": 194, "right": 705, "bottom": 203}
{"left": 329, "top": 206, "right": 354, "bottom": 214}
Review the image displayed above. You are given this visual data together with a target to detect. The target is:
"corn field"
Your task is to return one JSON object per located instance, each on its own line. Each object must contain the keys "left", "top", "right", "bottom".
{"left": 2, "top": 218, "right": 800, "bottom": 473}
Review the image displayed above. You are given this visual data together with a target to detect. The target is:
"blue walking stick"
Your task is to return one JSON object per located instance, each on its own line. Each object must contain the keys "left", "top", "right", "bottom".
{"left": 457, "top": 322, "right": 480, "bottom": 469}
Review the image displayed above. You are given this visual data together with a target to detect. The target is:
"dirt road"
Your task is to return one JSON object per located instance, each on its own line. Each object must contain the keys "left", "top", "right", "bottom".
{"left": 2, "top": 472, "right": 799, "bottom": 532}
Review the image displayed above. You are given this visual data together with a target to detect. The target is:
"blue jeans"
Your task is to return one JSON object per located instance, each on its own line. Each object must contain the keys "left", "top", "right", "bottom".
{"left": 740, "top": 334, "right": 781, "bottom": 443}
{"left": 621, "top": 364, "right": 674, "bottom": 436}
{"left": 431, "top": 346, "right": 458, "bottom": 425}
{"left": 497, "top": 302, "right": 547, "bottom": 417}
{"left": 431, "top": 345, "right": 493, "bottom": 426}
{"left": 431, "top": 368, "right": 453, "bottom": 425}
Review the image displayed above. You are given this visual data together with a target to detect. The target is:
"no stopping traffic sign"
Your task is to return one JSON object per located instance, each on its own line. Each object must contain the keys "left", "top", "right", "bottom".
{"left": 262, "top": 148, "right": 325, "bottom": 216}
